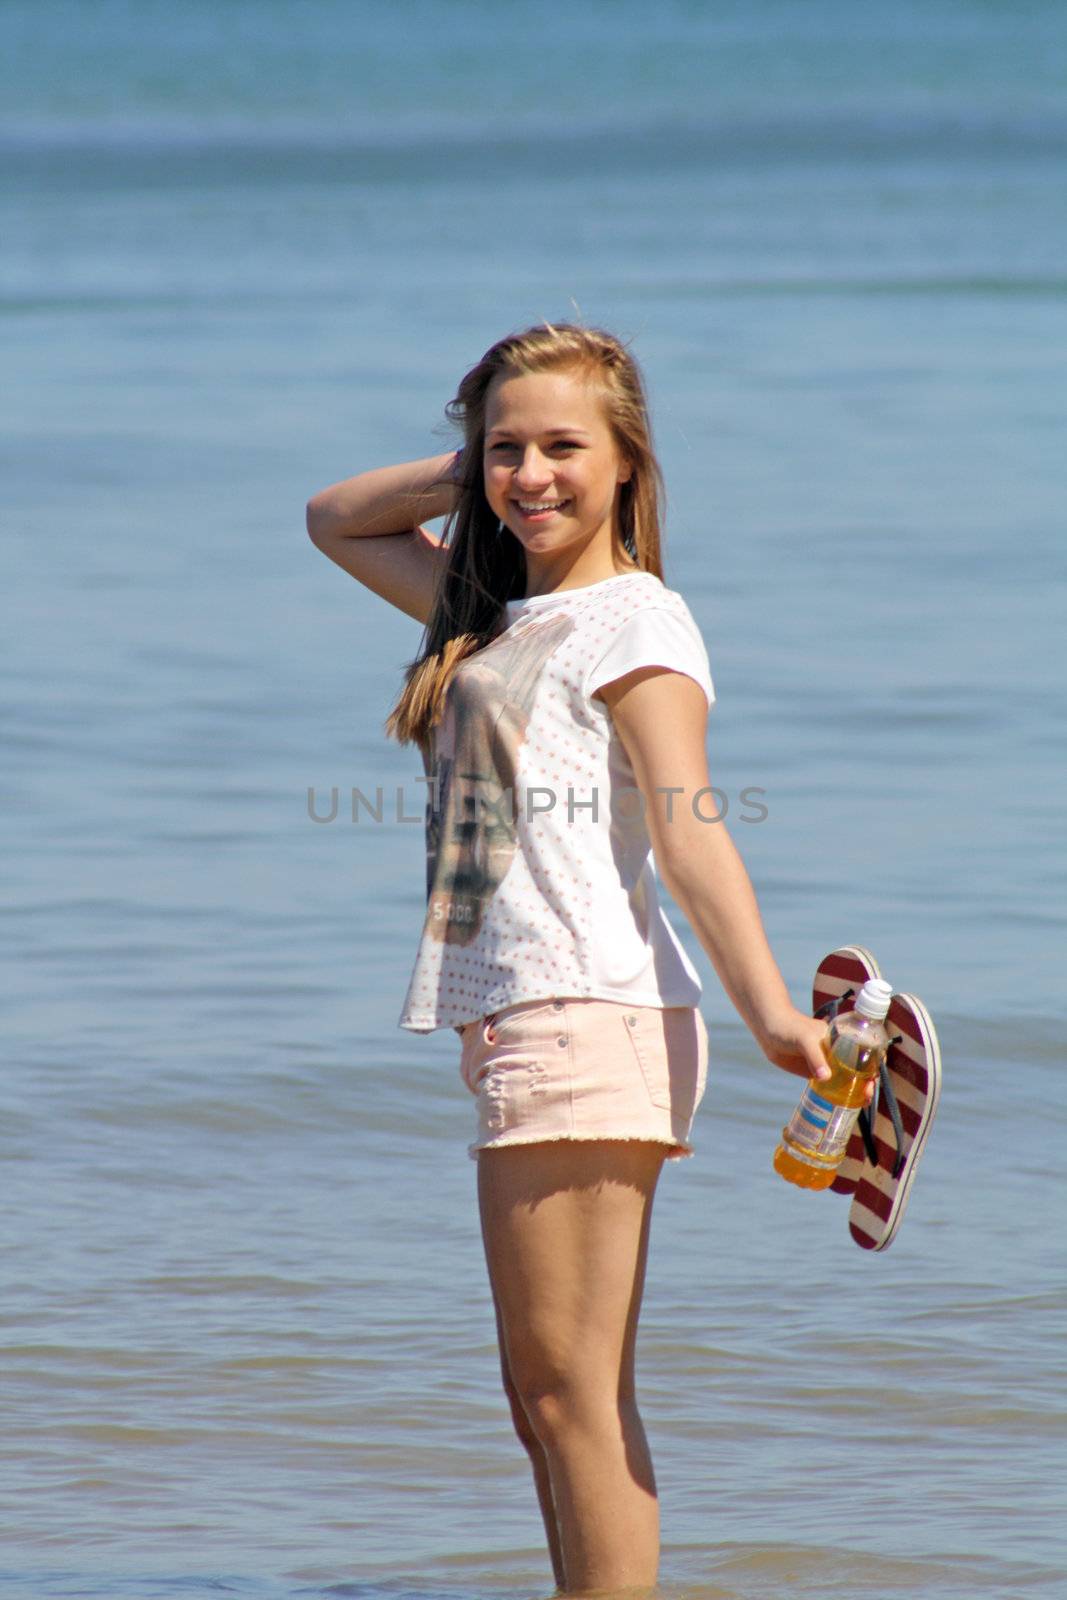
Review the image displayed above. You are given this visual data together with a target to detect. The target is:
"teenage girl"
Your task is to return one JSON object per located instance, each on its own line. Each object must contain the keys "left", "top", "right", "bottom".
{"left": 307, "top": 323, "right": 854, "bottom": 1596}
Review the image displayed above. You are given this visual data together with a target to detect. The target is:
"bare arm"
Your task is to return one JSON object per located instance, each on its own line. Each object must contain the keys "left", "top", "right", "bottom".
{"left": 598, "top": 666, "right": 841, "bottom": 1085}
{"left": 306, "top": 450, "right": 460, "bottom": 541}
{"left": 305, "top": 451, "right": 461, "bottom": 624}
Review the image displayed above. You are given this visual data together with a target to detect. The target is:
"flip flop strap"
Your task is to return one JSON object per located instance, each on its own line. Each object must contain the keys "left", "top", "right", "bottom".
{"left": 857, "top": 1049, "right": 906, "bottom": 1178}
{"left": 880, "top": 1047, "right": 907, "bottom": 1178}
{"left": 856, "top": 1100, "right": 880, "bottom": 1167}
{"left": 813, "top": 988, "right": 853, "bottom": 1022}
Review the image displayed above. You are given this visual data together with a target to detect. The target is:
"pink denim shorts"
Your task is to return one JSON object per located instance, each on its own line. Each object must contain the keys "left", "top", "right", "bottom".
{"left": 457, "top": 996, "right": 709, "bottom": 1162}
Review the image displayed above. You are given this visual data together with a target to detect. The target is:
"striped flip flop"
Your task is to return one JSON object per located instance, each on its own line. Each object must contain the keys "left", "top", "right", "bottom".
{"left": 845, "top": 992, "right": 942, "bottom": 1251}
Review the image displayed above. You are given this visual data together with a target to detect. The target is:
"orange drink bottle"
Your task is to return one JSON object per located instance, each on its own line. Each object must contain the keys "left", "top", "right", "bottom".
{"left": 773, "top": 978, "right": 893, "bottom": 1190}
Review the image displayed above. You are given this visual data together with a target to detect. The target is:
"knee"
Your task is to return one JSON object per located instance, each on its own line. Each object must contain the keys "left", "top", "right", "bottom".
{"left": 510, "top": 1364, "right": 610, "bottom": 1446}
{"left": 500, "top": 1363, "right": 541, "bottom": 1452}
{"left": 519, "top": 1380, "right": 576, "bottom": 1446}
{"left": 500, "top": 1345, "right": 574, "bottom": 1444}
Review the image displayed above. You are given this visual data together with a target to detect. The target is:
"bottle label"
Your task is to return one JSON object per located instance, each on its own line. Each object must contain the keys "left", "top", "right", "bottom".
{"left": 783, "top": 1087, "right": 861, "bottom": 1165}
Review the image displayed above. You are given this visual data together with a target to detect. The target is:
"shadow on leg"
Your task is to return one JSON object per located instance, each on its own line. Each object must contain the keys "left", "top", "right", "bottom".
{"left": 488, "top": 1281, "right": 567, "bottom": 1592}
{"left": 477, "top": 1138, "right": 667, "bottom": 1596}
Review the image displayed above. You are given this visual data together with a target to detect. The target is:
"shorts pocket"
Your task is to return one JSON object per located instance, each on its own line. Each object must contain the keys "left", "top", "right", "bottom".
{"left": 622, "top": 1008, "right": 673, "bottom": 1110}
{"left": 484, "top": 999, "right": 560, "bottom": 1045}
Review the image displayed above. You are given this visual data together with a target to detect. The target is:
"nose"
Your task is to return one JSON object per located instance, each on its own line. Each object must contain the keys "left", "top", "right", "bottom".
{"left": 513, "top": 445, "right": 553, "bottom": 490}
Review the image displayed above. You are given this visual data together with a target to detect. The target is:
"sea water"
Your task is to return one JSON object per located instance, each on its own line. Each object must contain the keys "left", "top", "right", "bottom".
{"left": 3, "top": 2, "right": 1065, "bottom": 1595}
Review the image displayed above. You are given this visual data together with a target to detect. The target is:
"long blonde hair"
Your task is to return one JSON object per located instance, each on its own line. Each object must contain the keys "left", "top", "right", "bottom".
{"left": 384, "top": 322, "right": 665, "bottom": 750}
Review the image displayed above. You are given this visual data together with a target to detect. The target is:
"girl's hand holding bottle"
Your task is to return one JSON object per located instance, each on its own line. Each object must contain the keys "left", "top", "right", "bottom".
{"left": 756, "top": 1006, "right": 835, "bottom": 1081}
{"left": 772, "top": 978, "right": 893, "bottom": 1189}
{"left": 755, "top": 1005, "right": 877, "bottom": 1107}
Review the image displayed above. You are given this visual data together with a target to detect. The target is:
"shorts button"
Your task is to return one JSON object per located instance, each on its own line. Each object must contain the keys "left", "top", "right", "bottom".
{"left": 553, "top": 1000, "right": 563, "bottom": 1011}
{"left": 626, "top": 1015, "right": 637, "bottom": 1027}
{"left": 557, "top": 1035, "right": 567, "bottom": 1048}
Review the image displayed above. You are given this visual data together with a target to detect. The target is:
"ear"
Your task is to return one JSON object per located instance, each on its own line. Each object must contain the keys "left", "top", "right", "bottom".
{"left": 617, "top": 456, "right": 634, "bottom": 485}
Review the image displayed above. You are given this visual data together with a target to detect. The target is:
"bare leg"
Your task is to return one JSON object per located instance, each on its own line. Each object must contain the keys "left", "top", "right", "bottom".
{"left": 477, "top": 1138, "right": 667, "bottom": 1595}
{"left": 487, "top": 1285, "right": 567, "bottom": 1591}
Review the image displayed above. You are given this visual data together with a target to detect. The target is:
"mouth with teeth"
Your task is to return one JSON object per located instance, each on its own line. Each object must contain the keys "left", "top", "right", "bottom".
{"left": 512, "top": 498, "right": 571, "bottom": 523}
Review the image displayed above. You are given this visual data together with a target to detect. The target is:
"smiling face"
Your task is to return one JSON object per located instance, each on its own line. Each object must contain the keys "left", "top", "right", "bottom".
{"left": 482, "top": 368, "right": 634, "bottom": 588}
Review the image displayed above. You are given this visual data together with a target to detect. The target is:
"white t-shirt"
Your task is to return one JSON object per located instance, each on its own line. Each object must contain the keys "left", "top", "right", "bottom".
{"left": 397, "top": 569, "right": 716, "bottom": 1033}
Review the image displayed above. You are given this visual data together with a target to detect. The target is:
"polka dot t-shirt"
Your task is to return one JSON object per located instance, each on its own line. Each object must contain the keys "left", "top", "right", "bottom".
{"left": 397, "top": 569, "right": 716, "bottom": 1033}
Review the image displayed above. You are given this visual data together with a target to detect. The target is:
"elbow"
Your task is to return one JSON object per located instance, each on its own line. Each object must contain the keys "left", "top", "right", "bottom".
{"left": 654, "top": 821, "right": 720, "bottom": 908}
{"left": 306, "top": 492, "right": 331, "bottom": 543}
{"left": 656, "top": 812, "right": 736, "bottom": 911}
{"left": 657, "top": 849, "right": 696, "bottom": 910}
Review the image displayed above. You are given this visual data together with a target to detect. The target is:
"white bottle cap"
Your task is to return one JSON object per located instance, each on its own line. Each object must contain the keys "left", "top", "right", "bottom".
{"left": 853, "top": 978, "right": 893, "bottom": 1020}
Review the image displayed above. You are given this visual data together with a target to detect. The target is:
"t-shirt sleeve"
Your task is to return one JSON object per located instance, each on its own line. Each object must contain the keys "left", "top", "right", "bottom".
{"left": 584, "top": 606, "right": 716, "bottom": 707}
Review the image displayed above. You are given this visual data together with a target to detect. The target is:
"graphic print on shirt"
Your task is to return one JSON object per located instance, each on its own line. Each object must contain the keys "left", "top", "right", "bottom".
{"left": 421, "top": 611, "right": 575, "bottom": 945}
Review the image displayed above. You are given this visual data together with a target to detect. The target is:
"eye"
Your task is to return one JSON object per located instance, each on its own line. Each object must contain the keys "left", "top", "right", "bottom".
{"left": 487, "top": 439, "right": 583, "bottom": 452}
